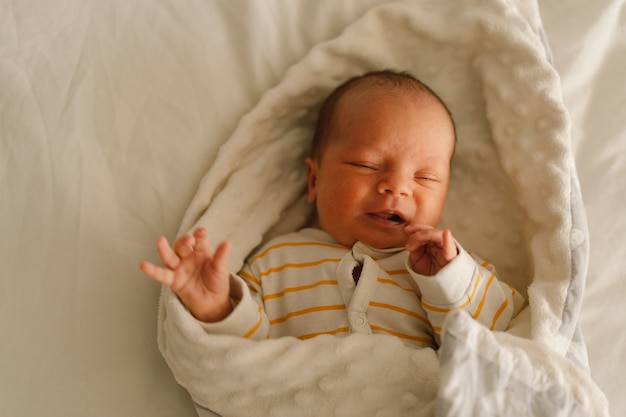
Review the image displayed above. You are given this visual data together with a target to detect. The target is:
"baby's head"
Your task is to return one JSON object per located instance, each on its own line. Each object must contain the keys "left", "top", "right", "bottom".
{"left": 306, "top": 70, "right": 456, "bottom": 249}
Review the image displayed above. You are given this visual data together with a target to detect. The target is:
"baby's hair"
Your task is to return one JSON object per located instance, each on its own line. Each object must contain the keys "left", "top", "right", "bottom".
{"left": 310, "top": 70, "right": 456, "bottom": 161}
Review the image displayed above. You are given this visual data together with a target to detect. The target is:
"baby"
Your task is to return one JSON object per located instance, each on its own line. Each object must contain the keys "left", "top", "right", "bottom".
{"left": 140, "top": 70, "right": 524, "bottom": 347}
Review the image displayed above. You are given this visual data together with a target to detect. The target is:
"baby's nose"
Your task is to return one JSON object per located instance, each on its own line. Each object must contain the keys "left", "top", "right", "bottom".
{"left": 377, "top": 175, "right": 411, "bottom": 197}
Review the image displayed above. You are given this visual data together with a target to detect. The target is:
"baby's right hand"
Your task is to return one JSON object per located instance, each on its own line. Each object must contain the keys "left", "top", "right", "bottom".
{"left": 139, "top": 227, "right": 233, "bottom": 322}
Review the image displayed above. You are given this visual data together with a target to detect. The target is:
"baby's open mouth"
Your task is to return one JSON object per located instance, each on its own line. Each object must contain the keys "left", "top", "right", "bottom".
{"left": 369, "top": 212, "right": 406, "bottom": 225}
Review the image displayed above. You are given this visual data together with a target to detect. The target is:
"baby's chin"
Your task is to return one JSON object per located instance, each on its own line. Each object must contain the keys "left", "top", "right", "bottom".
{"left": 362, "top": 238, "right": 408, "bottom": 250}
{"left": 336, "top": 233, "right": 409, "bottom": 250}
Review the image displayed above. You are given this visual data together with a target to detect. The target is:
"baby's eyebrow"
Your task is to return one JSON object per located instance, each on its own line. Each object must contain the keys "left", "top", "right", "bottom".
{"left": 417, "top": 155, "right": 451, "bottom": 168}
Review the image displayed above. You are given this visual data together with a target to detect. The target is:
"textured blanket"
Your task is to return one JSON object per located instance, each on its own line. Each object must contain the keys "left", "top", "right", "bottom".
{"left": 158, "top": 0, "right": 609, "bottom": 415}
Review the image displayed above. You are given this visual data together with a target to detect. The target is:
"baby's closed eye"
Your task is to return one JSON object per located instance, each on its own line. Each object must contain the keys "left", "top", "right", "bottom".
{"left": 414, "top": 172, "right": 440, "bottom": 182}
{"left": 349, "top": 162, "right": 379, "bottom": 171}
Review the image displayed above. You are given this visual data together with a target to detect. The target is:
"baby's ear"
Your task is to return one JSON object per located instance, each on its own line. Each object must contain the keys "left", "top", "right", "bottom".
{"left": 305, "top": 158, "right": 318, "bottom": 203}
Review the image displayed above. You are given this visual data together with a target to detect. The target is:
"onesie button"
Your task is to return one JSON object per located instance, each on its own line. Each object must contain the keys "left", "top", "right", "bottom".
{"left": 351, "top": 314, "right": 367, "bottom": 328}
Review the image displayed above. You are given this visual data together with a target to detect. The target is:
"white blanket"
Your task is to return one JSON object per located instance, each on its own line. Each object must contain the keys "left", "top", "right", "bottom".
{"left": 158, "top": 0, "right": 609, "bottom": 415}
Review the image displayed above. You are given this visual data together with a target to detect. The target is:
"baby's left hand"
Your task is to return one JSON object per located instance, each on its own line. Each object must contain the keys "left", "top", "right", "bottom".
{"left": 405, "top": 224, "right": 458, "bottom": 276}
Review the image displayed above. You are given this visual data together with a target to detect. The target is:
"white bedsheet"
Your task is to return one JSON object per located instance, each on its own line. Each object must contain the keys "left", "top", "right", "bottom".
{"left": 0, "top": 0, "right": 624, "bottom": 416}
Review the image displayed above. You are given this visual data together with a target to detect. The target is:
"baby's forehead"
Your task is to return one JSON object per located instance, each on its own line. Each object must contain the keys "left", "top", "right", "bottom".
{"left": 333, "top": 84, "right": 447, "bottom": 126}
{"left": 338, "top": 80, "right": 439, "bottom": 109}
{"left": 311, "top": 72, "right": 457, "bottom": 162}
{"left": 329, "top": 84, "right": 456, "bottom": 157}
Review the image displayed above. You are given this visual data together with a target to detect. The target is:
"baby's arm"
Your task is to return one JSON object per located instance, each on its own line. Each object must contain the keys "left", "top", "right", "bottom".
{"left": 139, "top": 227, "right": 233, "bottom": 322}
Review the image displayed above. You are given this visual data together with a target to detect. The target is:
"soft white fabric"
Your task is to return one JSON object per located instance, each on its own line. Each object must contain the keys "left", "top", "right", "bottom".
{"left": 162, "top": 285, "right": 440, "bottom": 416}
{"left": 540, "top": 0, "right": 626, "bottom": 412}
{"left": 2, "top": 0, "right": 625, "bottom": 416}
{"left": 437, "top": 310, "right": 609, "bottom": 417}
{"left": 157, "top": 0, "right": 609, "bottom": 415}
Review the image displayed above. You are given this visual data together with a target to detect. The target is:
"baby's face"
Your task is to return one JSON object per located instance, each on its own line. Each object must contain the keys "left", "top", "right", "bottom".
{"left": 306, "top": 87, "right": 455, "bottom": 249}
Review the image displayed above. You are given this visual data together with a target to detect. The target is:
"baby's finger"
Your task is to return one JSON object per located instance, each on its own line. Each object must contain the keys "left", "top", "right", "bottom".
{"left": 139, "top": 261, "right": 175, "bottom": 287}
{"left": 201, "top": 240, "right": 232, "bottom": 295}
{"left": 192, "top": 228, "right": 211, "bottom": 254}
{"left": 441, "top": 229, "right": 458, "bottom": 261}
{"left": 213, "top": 240, "right": 232, "bottom": 273}
{"left": 156, "top": 236, "right": 180, "bottom": 269}
{"left": 405, "top": 228, "right": 443, "bottom": 252}
{"left": 173, "top": 234, "right": 196, "bottom": 259}
{"left": 404, "top": 223, "right": 434, "bottom": 234}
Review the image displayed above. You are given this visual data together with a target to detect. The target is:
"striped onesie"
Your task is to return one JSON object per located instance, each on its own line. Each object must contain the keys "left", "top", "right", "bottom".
{"left": 201, "top": 228, "right": 524, "bottom": 348}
